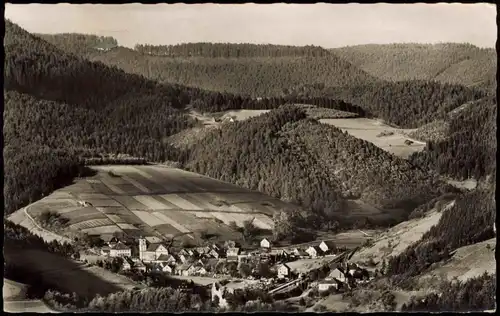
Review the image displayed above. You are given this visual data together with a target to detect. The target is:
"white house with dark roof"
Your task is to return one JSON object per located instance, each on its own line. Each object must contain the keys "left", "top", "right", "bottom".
{"left": 277, "top": 263, "right": 292, "bottom": 278}
{"left": 319, "top": 241, "right": 336, "bottom": 254}
{"left": 260, "top": 238, "right": 271, "bottom": 249}
{"left": 305, "top": 246, "right": 321, "bottom": 258}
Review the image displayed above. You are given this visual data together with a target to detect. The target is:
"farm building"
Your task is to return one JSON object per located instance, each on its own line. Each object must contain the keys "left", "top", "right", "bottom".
{"left": 277, "top": 264, "right": 292, "bottom": 278}
{"left": 138, "top": 238, "right": 169, "bottom": 262}
{"left": 109, "top": 242, "right": 132, "bottom": 258}
{"left": 319, "top": 241, "right": 336, "bottom": 254}
{"left": 260, "top": 238, "right": 271, "bottom": 249}
{"left": 305, "top": 246, "right": 321, "bottom": 258}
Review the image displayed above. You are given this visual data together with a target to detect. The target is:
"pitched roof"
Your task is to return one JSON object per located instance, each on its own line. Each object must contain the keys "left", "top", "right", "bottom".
{"left": 320, "top": 240, "right": 336, "bottom": 248}
{"left": 146, "top": 243, "right": 167, "bottom": 252}
{"left": 156, "top": 254, "right": 171, "bottom": 261}
{"left": 307, "top": 246, "right": 321, "bottom": 252}
{"left": 178, "top": 263, "right": 191, "bottom": 271}
{"left": 279, "top": 263, "right": 292, "bottom": 270}
{"left": 112, "top": 242, "right": 131, "bottom": 250}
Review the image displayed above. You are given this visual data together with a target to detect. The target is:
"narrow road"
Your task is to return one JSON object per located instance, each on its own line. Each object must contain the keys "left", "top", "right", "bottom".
{"left": 23, "top": 205, "right": 72, "bottom": 244}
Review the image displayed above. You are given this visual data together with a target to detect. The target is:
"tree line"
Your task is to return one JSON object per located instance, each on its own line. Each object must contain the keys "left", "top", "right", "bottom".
{"left": 134, "top": 42, "right": 331, "bottom": 58}
{"left": 36, "top": 33, "right": 118, "bottom": 56}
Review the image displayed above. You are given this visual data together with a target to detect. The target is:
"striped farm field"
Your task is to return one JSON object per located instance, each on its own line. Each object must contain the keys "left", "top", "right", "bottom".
{"left": 10, "top": 164, "right": 293, "bottom": 243}
{"left": 77, "top": 193, "right": 109, "bottom": 200}
{"left": 151, "top": 212, "right": 191, "bottom": 233}
{"left": 83, "top": 199, "right": 123, "bottom": 207}
{"left": 133, "top": 195, "right": 169, "bottom": 210}
{"left": 69, "top": 218, "right": 114, "bottom": 230}
{"left": 131, "top": 210, "right": 165, "bottom": 227}
{"left": 154, "top": 223, "right": 182, "bottom": 236}
{"left": 62, "top": 208, "right": 108, "bottom": 224}
{"left": 160, "top": 194, "right": 204, "bottom": 210}
{"left": 192, "top": 211, "right": 215, "bottom": 219}
{"left": 82, "top": 225, "right": 123, "bottom": 235}
{"left": 156, "top": 210, "right": 200, "bottom": 227}
{"left": 116, "top": 223, "right": 139, "bottom": 230}
{"left": 105, "top": 214, "right": 127, "bottom": 224}
{"left": 113, "top": 195, "right": 148, "bottom": 210}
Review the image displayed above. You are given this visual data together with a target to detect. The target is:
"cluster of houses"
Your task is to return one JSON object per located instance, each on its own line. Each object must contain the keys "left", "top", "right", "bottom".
{"left": 97, "top": 235, "right": 351, "bottom": 280}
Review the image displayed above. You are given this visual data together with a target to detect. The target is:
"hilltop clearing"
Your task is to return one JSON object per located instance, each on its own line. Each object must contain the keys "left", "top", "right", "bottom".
{"left": 331, "top": 43, "right": 496, "bottom": 92}
{"left": 320, "top": 118, "right": 425, "bottom": 159}
{"left": 183, "top": 106, "right": 454, "bottom": 231}
{"left": 7, "top": 164, "right": 293, "bottom": 246}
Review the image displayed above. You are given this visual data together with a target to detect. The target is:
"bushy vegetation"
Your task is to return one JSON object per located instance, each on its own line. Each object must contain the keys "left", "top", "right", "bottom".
{"left": 332, "top": 43, "right": 496, "bottom": 92}
{"left": 402, "top": 273, "right": 496, "bottom": 312}
{"left": 87, "top": 287, "right": 212, "bottom": 312}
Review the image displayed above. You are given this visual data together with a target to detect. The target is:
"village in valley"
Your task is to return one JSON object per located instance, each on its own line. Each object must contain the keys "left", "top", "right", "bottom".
{"left": 83, "top": 230, "right": 375, "bottom": 307}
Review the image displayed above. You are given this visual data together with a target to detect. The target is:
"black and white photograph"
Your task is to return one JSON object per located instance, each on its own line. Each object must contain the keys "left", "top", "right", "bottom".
{"left": 3, "top": 2, "right": 496, "bottom": 313}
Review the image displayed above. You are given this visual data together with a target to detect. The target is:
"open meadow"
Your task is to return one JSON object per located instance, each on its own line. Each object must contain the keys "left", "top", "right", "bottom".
{"left": 8, "top": 165, "right": 290, "bottom": 245}
{"left": 319, "top": 118, "right": 426, "bottom": 159}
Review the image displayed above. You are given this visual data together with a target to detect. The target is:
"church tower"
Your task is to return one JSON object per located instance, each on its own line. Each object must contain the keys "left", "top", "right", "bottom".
{"left": 138, "top": 237, "right": 147, "bottom": 261}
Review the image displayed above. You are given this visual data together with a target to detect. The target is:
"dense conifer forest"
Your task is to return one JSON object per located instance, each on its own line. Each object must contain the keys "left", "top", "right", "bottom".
{"left": 408, "top": 96, "right": 497, "bottom": 180}
{"left": 183, "top": 106, "right": 453, "bottom": 229}
{"left": 332, "top": 43, "right": 496, "bottom": 92}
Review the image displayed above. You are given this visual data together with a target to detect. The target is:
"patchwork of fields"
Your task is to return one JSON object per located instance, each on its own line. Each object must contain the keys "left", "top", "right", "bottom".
{"left": 9, "top": 165, "right": 290, "bottom": 244}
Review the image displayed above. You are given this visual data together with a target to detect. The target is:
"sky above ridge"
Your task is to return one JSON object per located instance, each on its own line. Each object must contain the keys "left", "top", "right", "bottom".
{"left": 5, "top": 3, "right": 497, "bottom": 48}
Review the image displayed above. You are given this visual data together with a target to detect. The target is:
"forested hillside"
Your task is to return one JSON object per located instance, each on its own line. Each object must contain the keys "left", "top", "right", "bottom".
{"left": 84, "top": 45, "right": 379, "bottom": 97}
{"left": 408, "top": 96, "right": 497, "bottom": 180}
{"left": 332, "top": 43, "right": 496, "bottom": 92}
{"left": 285, "top": 81, "right": 485, "bottom": 128}
{"left": 387, "top": 177, "right": 495, "bottom": 281}
{"left": 183, "top": 106, "right": 452, "bottom": 230}
{"left": 36, "top": 33, "right": 118, "bottom": 56}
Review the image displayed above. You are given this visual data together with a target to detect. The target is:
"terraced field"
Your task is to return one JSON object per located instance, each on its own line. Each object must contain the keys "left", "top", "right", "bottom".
{"left": 8, "top": 165, "right": 290, "bottom": 244}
